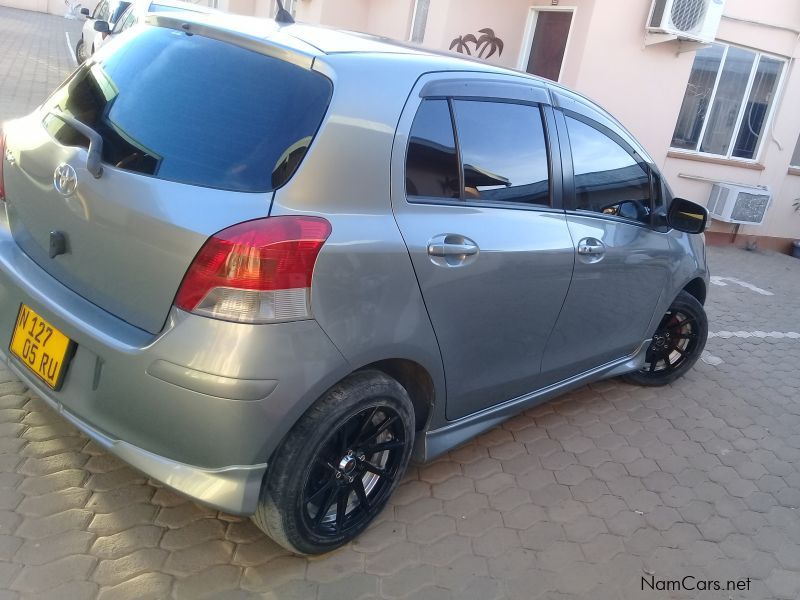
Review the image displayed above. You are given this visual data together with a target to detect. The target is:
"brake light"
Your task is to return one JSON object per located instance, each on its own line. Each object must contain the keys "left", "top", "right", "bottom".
{"left": 0, "top": 130, "right": 6, "bottom": 202}
{"left": 175, "top": 216, "right": 332, "bottom": 324}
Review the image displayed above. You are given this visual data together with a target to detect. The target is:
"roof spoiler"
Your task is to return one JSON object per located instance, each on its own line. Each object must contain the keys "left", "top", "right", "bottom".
{"left": 144, "top": 13, "right": 316, "bottom": 69}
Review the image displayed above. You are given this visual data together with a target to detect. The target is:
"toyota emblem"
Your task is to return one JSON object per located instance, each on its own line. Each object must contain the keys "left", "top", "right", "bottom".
{"left": 53, "top": 163, "right": 78, "bottom": 197}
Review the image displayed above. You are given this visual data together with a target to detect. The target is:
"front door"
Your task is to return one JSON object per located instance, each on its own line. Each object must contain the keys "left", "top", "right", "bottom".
{"left": 541, "top": 109, "right": 672, "bottom": 383}
{"left": 392, "top": 77, "right": 575, "bottom": 420}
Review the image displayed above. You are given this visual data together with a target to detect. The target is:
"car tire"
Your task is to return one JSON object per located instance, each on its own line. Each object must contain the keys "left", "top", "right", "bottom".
{"left": 76, "top": 38, "right": 89, "bottom": 64}
{"left": 252, "top": 370, "right": 415, "bottom": 555}
{"left": 623, "top": 290, "right": 708, "bottom": 387}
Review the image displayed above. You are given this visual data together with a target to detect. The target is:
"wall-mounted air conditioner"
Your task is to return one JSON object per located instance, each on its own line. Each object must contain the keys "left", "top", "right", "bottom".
{"left": 707, "top": 183, "right": 771, "bottom": 225}
{"left": 647, "top": 0, "right": 726, "bottom": 44}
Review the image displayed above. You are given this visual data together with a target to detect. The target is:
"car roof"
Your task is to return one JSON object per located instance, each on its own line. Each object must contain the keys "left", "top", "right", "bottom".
{"left": 147, "top": 11, "right": 534, "bottom": 74}
{"left": 142, "top": 12, "right": 651, "bottom": 159}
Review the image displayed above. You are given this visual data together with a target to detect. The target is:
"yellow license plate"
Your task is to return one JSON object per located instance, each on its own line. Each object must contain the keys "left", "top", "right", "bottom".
{"left": 9, "top": 304, "right": 75, "bottom": 390}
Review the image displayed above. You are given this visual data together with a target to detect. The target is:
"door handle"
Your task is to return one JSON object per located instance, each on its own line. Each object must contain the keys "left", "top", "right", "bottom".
{"left": 577, "top": 238, "right": 605, "bottom": 257}
{"left": 426, "top": 234, "right": 479, "bottom": 266}
{"left": 427, "top": 241, "right": 479, "bottom": 257}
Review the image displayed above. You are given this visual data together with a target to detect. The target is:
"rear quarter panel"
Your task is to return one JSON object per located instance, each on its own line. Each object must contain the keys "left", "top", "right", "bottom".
{"left": 268, "top": 55, "right": 448, "bottom": 431}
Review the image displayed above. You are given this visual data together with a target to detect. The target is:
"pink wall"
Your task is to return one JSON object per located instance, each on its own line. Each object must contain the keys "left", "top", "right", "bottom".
{"left": 295, "top": 0, "right": 413, "bottom": 38}
{"left": 365, "top": 0, "right": 414, "bottom": 40}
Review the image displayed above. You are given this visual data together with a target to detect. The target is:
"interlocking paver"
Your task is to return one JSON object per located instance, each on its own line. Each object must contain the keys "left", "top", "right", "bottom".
{"left": 96, "top": 572, "right": 173, "bottom": 600}
{"left": 14, "top": 530, "right": 93, "bottom": 566}
{"left": 92, "top": 549, "right": 169, "bottom": 587}
{"left": 1, "top": 30, "right": 800, "bottom": 594}
{"left": 381, "top": 563, "right": 435, "bottom": 598}
{"left": 90, "top": 525, "right": 163, "bottom": 560}
{"left": 162, "top": 539, "right": 234, "bottom": 575}
{"left": 11, "top": 554, "right": 95, "bottom": 595}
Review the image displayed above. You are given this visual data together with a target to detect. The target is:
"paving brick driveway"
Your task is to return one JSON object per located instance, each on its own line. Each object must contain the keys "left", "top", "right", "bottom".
{"left": 2, "top": 7, "right": 800, "bottom": 599}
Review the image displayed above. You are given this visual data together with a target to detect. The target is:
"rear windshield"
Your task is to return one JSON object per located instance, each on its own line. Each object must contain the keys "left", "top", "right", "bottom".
{"left": 43, "top": 26, "right": 332, "bottom": 192}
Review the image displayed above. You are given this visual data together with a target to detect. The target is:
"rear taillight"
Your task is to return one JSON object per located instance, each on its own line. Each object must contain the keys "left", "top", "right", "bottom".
{"left": 175, "top": 216, "right": 332, "bottom": 324}
{"left": 0, "top": 130, "right": 6, "bottom": 202}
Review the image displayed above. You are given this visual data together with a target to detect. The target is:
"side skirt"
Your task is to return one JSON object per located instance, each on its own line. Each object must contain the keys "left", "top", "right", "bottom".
{"left": 414, "top": 339, "right": 650, "bottom": 462}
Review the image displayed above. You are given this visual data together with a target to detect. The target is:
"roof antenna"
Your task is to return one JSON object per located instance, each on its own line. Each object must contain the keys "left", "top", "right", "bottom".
{"left": 275, "top": 0, "right": 294, "bottom": 24}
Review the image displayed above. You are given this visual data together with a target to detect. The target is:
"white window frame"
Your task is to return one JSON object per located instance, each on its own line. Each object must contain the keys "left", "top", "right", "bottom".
{"left": 517, "top": 6, "right": 577, "bottom": 83}
{"left": 670, "top": 42, "right": 787, "bottom": 164}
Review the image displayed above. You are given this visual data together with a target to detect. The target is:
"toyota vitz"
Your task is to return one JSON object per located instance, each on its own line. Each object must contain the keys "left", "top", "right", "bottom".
{"left": 0, "top": 12, "right": 709, "bottom": 554}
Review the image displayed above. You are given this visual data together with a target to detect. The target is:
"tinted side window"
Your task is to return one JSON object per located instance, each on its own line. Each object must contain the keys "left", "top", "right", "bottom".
{"left": 43, "top": 26, "right": 332, "bottom": 193}
{"left": 109, "top": 1, "right": 131, "bottom": 23}
{"left": 112, "top": 6, "right": 134, "bottom": 33}
{"left": 93, "top": 1, "right": 109, "bottom": 20}
{"left": 565, "top": 115, "right": 651, "bottom": 224}
{"left": 406, "top": 100, "right": 460, "bottom": 199}
{"left": 651, "top": 171, "right": 667, "bottom": 214}
{"left": 453, "top": 100, "right": 549, "bottom": 206}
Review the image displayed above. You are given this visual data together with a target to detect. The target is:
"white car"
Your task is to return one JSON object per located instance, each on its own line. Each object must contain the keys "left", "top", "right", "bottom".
{"left": 76, "top": 0, "right": 131, "bottom": 63}
{"left": 76, "top": 0, "right": 214, "bottom": 63}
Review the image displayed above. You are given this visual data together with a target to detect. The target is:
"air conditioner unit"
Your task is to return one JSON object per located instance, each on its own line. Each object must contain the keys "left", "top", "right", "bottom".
{"left": 647, "top": 0, "right": 726, "bottom": 43}
{"left": 707, "top": 183, "right": 771, "bottom": 225}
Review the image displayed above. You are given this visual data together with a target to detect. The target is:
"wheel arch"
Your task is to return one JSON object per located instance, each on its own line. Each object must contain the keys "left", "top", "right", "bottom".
{"left": 357, "top": 358, "right": 436, "bottom": 432}
{"left": 682, "top": 277, "right": 707, "bottom": 305}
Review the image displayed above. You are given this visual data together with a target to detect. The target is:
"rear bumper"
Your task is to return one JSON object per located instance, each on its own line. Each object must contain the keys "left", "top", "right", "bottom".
{"left": 0, "top": 210, "right": 350, "bottom": 514}
{"left": 1, "top": 349, "right": 266, "bottom": 514}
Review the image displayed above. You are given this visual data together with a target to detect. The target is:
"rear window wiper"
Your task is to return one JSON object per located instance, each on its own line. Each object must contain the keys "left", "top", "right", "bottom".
{"left": 47, "top": 111, "right": 104, "bottom": 179}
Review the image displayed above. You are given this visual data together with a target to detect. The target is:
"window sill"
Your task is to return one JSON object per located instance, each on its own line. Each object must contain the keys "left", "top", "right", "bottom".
{"left": 667, "top": 151, "right": 765, "bottom": 171}
{"left": 789, "top": 166, "right": 800, "bottom": 176}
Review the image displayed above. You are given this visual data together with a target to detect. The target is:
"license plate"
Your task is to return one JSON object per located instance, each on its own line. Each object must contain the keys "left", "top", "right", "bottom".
{"left": 9, "top": 304, "right": 75, "bottom": 390}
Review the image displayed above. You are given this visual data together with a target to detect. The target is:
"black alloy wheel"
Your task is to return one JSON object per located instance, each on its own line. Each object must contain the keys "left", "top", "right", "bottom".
{"left": 624, "top": 290, "right": 708, "bottom": 387}
{"left": 252, "top": 370, "right": 414, "bottom": 554}
{"left": 301, "top": 405, "right": 406, "bottom": 537}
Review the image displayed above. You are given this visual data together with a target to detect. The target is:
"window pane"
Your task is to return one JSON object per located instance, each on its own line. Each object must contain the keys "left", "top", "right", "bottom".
{"left": 566, "top": 116, "right": 651, "bottom": 224}
{"left": 671, "top": 44, "right": 724, "bottom": 151}
{"left": 109, "top": 1, "right": 131, "bottom": 23}
{"left": 699, "top": 47, "right": 756, "bottom": 156}
{"left": 92, "top": 1, "right": 107, "bottom": 19}
{"left": 453, "top": 100, "right": 549, "bottom": 206}
{"left": 732, "top": 56, "right": 782, "bottom": 159}
{"left": 792, "top": 135, "right": 800, "bottom": 168}
{"left": 45, "top": 26, "right": 332, "bottom": 192}
{"left": 406, "top": 100, "right": 460, "bottom": 199}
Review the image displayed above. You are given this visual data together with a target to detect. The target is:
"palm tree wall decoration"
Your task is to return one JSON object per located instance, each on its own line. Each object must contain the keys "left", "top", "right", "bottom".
{"left": 449, "top": 28, "right": 504, "bottom": 59}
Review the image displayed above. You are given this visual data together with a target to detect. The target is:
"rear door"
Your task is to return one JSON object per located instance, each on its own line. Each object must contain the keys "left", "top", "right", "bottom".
{"left": 3, "top": 23, "right": 332, "bottom": 333}
{"left": 392, "top": 75, "right": 575, "bottom": 421}
{"left": 540, "top": 99, "right": 672, "bottom": 382}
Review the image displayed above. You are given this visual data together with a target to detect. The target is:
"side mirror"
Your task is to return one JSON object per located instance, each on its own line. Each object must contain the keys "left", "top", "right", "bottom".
{"left": 667, "top": 197, "right": 708, "bottom": 234}
{"left": 93, "top": 20, "right": 110, "bottom": 33}
{"left": 80, "top": 7, "right": 90, "bottom": 15}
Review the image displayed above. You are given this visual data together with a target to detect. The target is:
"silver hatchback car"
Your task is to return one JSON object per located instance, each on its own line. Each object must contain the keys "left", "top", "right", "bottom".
{"left": 0, "top": 12, "right": 709, "bottom": 554}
